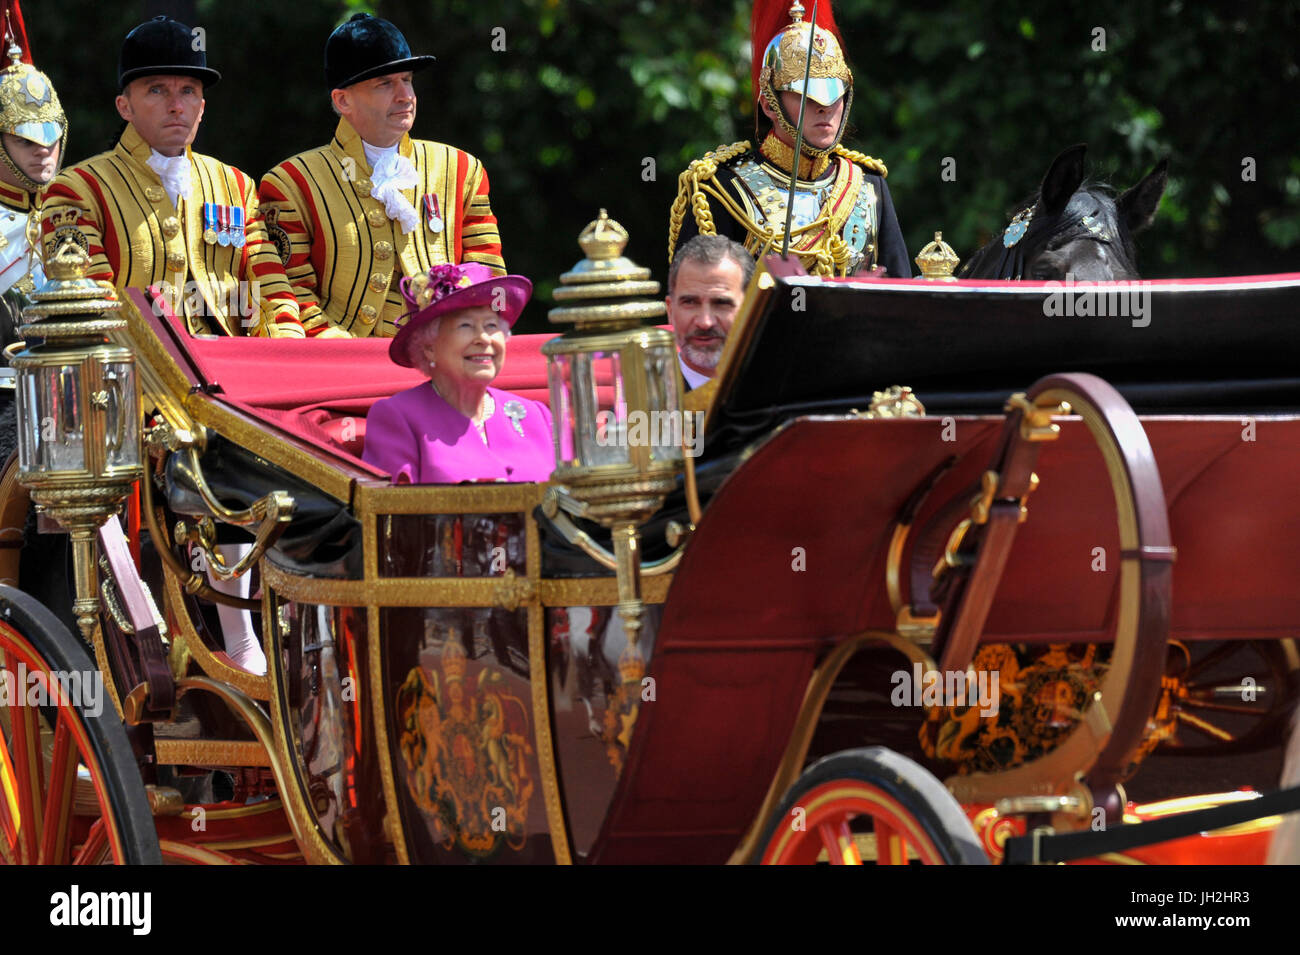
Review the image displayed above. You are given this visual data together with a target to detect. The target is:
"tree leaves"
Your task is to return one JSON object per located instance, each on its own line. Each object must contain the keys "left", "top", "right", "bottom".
{"left": 26, "top": 0, "right": 1298, "bottom": 336}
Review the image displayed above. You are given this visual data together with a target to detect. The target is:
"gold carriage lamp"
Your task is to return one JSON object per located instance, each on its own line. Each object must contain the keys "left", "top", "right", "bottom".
{"left": 542, "top": 209, "right": 683, "bottom": 653}
{"left": 11, "top": 239, "right": 142, "bottom": 641}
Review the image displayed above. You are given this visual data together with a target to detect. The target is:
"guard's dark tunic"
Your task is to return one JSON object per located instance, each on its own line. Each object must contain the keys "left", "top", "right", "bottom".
{"left": 669, "top": 135, "right": 911, "bottom": 279}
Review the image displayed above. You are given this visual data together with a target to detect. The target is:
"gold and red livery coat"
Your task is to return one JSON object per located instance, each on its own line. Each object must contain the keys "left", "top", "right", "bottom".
{"left": 258, "top": 117, "right": 504, "bottom": 340}
{"left": 37, "top": 123, "right": 304, "bottom": 338}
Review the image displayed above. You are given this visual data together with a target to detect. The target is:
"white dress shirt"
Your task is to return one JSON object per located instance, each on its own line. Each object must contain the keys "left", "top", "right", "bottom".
{"left": 678, "top": 353, "right": 712, "bottom": 391}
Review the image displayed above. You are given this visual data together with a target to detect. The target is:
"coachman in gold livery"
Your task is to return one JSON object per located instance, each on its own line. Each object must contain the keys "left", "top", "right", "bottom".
{"left": 259, "top": 13, "right": 505, "bottom": 339}
{"left": 36, "top": 16, "right": 305, "bottom": 338}
{"left": 668, "top": 0, "right": 910, "bottom": 278}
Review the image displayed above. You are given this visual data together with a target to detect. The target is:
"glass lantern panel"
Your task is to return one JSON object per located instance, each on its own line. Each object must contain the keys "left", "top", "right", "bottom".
{"left": 547, "top": 353, "right": 575, "bottom": 465}
{"left": 15, "top": 371, "right": 34, "bottom": 469}
{"left": 102, "top": 361, "right": 140, "bottom": 470}
{"left": 18, "top": 364, "right": 86, "bottom": 473}
{"left": 547, "top": 350, "right": 631, "bottom": 468}
{"left": 642, "top": 343, "right": 686, "bottom": 464}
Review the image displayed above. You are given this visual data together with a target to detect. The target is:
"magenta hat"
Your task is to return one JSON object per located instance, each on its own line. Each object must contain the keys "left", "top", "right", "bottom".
{"left": 389, "top": 263, "right": 532, "bottom": 368}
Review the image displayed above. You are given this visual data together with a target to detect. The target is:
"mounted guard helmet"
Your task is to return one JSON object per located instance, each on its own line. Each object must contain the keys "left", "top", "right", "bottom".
{"left": 752, "top": 0, "right": 853, "bottom": 158}
{"left": 0, "top": 17, "right": 66, "bottom": 191}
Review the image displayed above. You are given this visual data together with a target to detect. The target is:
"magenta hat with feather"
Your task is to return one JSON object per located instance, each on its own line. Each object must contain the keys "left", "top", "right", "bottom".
{"left": 389, "top": 263, "right": 532, "bottom": 368}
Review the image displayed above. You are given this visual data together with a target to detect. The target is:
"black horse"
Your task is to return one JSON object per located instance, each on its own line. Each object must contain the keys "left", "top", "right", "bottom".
{"left": 958, "top": 144, "right": 1168, "bottom": 281}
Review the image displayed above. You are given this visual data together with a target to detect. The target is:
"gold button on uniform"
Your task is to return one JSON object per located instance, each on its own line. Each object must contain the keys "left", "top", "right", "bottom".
{"left": 353, "top": 178, "right": 373, "bottom": 195}
{"left": 374, "top": 240, "right": 393, "bottom": 260}
{"left": 366, "top": 208, "right": 388, "bottom": 229}
{"left": 161, "top": 216, "right": 180, "bottom": 238}
{"left": 368, "top": 272, "right": 389, "bottom": 293}
{"left": 145, "top": 186, "right": 165, "bottom": 204}
{"left": 166, "top": 251, "right": 186, "bottom": 271}
{"left": 357, "top": 305, "right": 377, "bottom": 325}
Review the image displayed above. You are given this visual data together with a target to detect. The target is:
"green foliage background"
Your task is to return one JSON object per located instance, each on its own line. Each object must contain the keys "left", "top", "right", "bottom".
{"left": 29, "top": 0, "right": 1298, "bottom": 332}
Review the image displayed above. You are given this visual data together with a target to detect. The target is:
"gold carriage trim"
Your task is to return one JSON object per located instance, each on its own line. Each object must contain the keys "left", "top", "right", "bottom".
{"left": 261, "top": 559, "right": 673, "bottom": 609}
{"left": 153, "top": 739, "right": 271, "bottom": 767}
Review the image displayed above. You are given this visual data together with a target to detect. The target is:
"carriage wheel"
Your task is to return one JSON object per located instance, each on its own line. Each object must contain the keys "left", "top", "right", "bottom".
{"left": 1157, "top": 639, "right": 1300, "bottom": 755}
{"left": 0, "top": 584, "right": 160, "bottom": 864}
{"left": 755, "top": 747, "right": 989, "bottom": 865}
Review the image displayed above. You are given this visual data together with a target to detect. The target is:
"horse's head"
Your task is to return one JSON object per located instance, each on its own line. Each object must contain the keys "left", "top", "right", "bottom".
{"left": 958, "top": 144, "right": 1168, "bottom": 281}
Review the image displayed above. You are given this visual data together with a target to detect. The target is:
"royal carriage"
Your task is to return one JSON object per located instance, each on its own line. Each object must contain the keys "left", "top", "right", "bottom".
{"left": 2, "top": 211, "right": 1299, "bottom": 866}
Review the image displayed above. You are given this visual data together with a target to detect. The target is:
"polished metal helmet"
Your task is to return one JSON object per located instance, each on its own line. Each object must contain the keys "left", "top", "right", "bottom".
{"left": 755, "top": 1, "right": 854, "bottom": 158}
{"left": 0, "top": 40, "right": 66, "bottom": 191}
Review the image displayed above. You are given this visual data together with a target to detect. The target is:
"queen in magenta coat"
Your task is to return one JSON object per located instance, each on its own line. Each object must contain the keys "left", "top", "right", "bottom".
{"left": 363, "top": 263, "right": 555, "bottom": 484}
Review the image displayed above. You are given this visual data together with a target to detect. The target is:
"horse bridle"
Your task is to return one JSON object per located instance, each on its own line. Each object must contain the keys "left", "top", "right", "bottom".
{"left": 982, "top": 203, "right": 1117, "bottom": 280}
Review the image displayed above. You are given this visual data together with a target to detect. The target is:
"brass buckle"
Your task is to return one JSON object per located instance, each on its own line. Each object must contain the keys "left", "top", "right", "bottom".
{"left": 970, "top": 470, "right": 999, "bottom": 524}
{"left": 971, "top": 468, "right": 1042, "bottom": 526}
{"left": 1006, "top": 392, "right": 1071, "bottom": 442}
{"left": 934, "top": 467, "right": 1045, "bottom": 584}
{"left": 896, "top": 606, "right": 939, "bottom": 643}
{"left": 934, "top": 518, "right": 973, "bottom": 582}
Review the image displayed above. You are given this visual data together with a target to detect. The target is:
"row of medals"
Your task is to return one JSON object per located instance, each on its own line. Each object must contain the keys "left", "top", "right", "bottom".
{"left": 194, "top": 195, "right": 447, "bottom": 249}
{"left": 202, "top": 203, "right": 246, "bottom": 248}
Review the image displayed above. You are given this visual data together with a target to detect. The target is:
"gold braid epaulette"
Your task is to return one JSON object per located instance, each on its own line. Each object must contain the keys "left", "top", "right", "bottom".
{"left": 668, "top": 140, "right": 752, "bottom": 261}
{"left": 833, "top": 146, "right": 888, "bottom": 178}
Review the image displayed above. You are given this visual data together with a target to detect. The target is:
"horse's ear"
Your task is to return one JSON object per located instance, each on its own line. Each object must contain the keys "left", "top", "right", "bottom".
{"left": 1118, "top": 159, "right": 1169, "bottom": 235}
{"left": 1040, "top": 144, "right": 1088, "bottom": 218}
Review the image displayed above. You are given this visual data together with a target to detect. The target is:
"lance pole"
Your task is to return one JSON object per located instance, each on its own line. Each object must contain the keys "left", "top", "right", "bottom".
{"left": 780, "top": 0, "right": 819, "bottom": 258}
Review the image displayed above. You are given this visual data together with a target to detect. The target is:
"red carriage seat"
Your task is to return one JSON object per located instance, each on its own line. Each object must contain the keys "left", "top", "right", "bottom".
{"left": 127, "top": 288, "right": 581, "bottom": 476}
{"left": 172, "top": 331, "right": 558, "bottom": 459}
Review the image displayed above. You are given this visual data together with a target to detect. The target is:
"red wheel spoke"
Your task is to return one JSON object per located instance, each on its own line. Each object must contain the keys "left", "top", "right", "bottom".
{"left": 817, "top": 822, "right": 841, "bottom": 863}
{"left": 0, "top": 729, "right": 15, "bottom": 864}
{"left": 840, "top": 823, "right": 863, "bottom": 865}
{"left": 875, "top": 820, "right": 908, "bottom": 865}
{"left": 0, "top": 716, "right": 21, "bottom": 855}
{"left": 39, "top": 714, "right": 77, "bottom": 866}
{"left": 818, "top": 819, "right": 861, "bottom": 865}
{"left": 0, "top": 606, "right": 156, "bottom": 865}
{"left": 73, "top": 818, "right": 108, "bottom": 866}
{"left": 10, "top": 696, "right": 43, "bottom": 865}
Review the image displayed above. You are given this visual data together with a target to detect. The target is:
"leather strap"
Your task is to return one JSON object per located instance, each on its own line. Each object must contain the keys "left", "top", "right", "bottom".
{"left": 896, "top": 456, "right": 958, "bottom": 617}
{"left": 913, "top": 401, "right": 1044, "bottom": 669}
{"left": 935, "top": 501, "right": 1028, "bottom": 674}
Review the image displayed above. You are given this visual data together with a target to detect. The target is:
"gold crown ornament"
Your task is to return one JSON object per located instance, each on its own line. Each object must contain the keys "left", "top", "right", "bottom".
{"left": 618, "top": 644, "right": 646, "bottom": 686}
{"left": 915, "top": 231, "right": 961, "bottom": 281}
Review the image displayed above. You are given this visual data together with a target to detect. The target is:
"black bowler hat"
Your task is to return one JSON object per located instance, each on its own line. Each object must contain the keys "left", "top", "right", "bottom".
{"left": 119, "top": 16, "right": 222, "bottom": 91}
{"left": 325, "top": 13, "right": 435, "bottom": 91}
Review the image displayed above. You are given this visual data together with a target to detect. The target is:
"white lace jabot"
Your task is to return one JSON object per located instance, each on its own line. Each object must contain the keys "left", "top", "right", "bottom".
{"left": 146, "top": 150, "right": 192, "bottom": 208}
{"left": 362, "top": 140, "right": 419, "bottom": 234}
